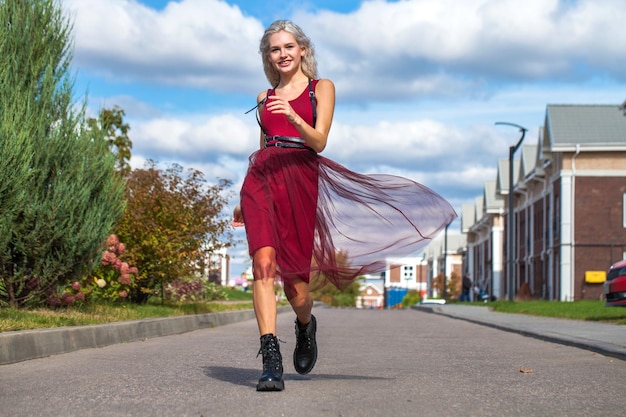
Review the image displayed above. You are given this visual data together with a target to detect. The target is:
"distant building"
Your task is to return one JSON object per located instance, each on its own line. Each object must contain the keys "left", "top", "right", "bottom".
{"left": 423, "top": 234, "right": 465, "bottom": 299}
{"left": 357, "top": 277, "right": 384, "bottom": 309}
{"left": 384, "top": 256, "right": 429, "bottom": 293}
{"left": 204, "top": 247, "right": 230, "bottom": 286}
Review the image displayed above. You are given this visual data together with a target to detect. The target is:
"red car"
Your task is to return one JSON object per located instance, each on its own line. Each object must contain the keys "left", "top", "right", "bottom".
{"left": 604, "top": 259, "right": 626, "bottom": 306}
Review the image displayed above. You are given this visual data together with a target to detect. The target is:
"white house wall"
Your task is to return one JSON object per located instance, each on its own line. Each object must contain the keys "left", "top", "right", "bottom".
{"left": 559, "top": 173, "right": 574, "bottom": 301}
{"left": 491, "top": 223, "right": 504, "bottom": 299}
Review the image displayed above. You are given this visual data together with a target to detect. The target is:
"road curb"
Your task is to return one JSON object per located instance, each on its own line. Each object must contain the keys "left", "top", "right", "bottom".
{"left": 412, "top": 305, "right": 626, "bottom": 361}
{"left": 0, "top": 305, "right": 292, "bottom": 365}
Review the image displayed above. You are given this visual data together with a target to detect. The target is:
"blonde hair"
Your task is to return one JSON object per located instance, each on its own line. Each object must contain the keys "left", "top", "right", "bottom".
{"left": 259, "top": 20, "right": 318, "bottom": 87}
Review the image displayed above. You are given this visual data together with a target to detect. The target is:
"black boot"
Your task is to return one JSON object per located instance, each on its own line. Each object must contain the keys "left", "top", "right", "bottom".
{"left": 256, "top": 334, "right": 284, "bottom": 391}
{"left": 293, "top": 315, "right": 317, "bottom": 375}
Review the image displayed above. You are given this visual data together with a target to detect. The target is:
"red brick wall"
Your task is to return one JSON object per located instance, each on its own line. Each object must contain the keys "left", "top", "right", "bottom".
{"left": 574, "top": 177, "right": 626, "bottom": 299}
{"left": 416, "top": 264, "right": 428, "bottom": 286}
{"left": 390, "top": 266, "right": 400, "bottom": 283}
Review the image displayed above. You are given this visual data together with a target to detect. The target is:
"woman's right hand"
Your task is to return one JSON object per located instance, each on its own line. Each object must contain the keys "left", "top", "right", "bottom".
{"left": 232, "top": 204, "right": 245, "bottom": 227}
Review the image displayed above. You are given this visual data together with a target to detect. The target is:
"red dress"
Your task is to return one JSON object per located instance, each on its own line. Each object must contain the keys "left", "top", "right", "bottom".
{"left": 240, "top": 80, "right": 457, "bottom": 293}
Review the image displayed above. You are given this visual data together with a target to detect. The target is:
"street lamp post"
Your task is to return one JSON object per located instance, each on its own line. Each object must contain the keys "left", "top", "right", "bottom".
{"left": 442, "top": 222, "right": 449, "bottom": 300}
{"left": 495, "top": 122, "right": 528, "bottom": 302}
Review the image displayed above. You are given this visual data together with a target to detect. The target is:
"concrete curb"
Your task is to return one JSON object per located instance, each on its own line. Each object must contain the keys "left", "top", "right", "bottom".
{"left": 412, "top": 305, "right": 626, "bottom": 361}
{"left": 0, "top": 306, "right": 292, "bottom": 365}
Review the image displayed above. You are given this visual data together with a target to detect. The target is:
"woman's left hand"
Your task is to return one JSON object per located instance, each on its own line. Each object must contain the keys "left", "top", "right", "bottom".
{"left": 266, "top": 95, "right": 299, "bottom": 125}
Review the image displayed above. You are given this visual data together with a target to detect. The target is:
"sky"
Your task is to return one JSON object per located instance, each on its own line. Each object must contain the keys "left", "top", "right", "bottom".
{"left": 61, "top": 0, "right": 626, "bottom": 277}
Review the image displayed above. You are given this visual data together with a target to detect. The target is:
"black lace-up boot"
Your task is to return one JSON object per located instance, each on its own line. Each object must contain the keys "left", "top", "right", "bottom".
{"left": 256, "top": 334, "right": 284, "bottom": 391}
{"left": 293, "top": 315, "right": 317, "bottom": 375}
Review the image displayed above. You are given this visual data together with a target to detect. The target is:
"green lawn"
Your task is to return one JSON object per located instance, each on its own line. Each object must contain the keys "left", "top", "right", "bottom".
{"left": 484, "top": 300, "right": 626, "bottom": 325}
{"left": 0, "top": 287, "right": 254, "bottom": 332}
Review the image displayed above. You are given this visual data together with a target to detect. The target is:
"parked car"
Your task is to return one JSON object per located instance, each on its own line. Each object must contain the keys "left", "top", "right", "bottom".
{"left": 604, "top": 259, "right": 626, "bottom": 306}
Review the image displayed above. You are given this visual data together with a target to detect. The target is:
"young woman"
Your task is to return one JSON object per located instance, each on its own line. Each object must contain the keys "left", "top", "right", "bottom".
{"left": 233, "top": 20, "right": 457, "bottom": 392}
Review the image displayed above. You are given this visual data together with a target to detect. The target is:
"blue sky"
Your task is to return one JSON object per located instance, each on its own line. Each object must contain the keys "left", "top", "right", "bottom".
{"left": 62, "top": 0, "right": 626, "bottom": 276}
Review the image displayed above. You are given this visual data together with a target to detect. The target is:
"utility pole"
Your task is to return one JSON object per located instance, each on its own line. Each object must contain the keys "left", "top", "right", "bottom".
{"left": 495, "top": 122, "right": 528, "bottom": 301}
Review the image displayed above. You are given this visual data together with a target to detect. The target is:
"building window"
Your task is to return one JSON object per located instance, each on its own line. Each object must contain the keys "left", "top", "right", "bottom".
{"left": 403, "top": 265, "right": 414, "bottom": 280}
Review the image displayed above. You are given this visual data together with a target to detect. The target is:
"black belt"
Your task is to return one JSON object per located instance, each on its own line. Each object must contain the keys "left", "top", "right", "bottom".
{"left": 264, "top": 136, "right": 315, "bottom": 152}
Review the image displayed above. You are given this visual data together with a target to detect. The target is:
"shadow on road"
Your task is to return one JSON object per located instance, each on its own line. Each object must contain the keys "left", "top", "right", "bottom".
{"left": 202, "top": 366, "right": 392, "bottom": 388}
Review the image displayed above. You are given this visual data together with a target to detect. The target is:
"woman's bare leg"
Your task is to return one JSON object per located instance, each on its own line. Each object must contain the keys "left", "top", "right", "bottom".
{"left": 284, "top": 277, "right": 313, "bottom": 326}
{"left": 252, "top": 246, "right": 278, "bottom": 335}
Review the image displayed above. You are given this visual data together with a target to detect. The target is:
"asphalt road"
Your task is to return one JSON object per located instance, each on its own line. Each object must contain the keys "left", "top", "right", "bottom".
{"left": 1, "top": 306, "right": 624, "bottom": 417}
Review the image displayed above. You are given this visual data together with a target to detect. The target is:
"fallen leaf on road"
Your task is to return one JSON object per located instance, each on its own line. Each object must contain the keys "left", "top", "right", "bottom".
{"left": 519, "top": 367, "right": 534, "bottom": 373}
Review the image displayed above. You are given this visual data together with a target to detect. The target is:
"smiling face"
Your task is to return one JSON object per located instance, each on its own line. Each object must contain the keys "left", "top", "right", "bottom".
{"left": 268, "top": 30, "right": 306, "bottom": 77}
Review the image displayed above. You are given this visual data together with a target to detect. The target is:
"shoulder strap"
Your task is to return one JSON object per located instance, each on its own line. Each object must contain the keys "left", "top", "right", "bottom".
{"left": 308, "top": 79, "right": 317, "bottom": 128}
{"left": 244, "top": 88, "right": 274, "bottom": 135}
{"left": 255, "top": 100, "right": 268, "bottom": 135}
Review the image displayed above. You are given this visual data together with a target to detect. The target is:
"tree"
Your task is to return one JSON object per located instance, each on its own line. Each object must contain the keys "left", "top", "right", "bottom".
{"left": 312, "top": 278, "right": 362, "bottom": 307}
{"left": 115, "top": 161, "right": 233, "bottom": 303}
{"left": 310, "top": 250, "right": 364, "bottom": 307}
{"left": 432, "top": 271, "right": 461, "bottom": 300}
{"left": 88, "top": 106, "right": 133, "bottom": 176}
{"left": 0, "top": 0, "right": 126, "bottom": 307}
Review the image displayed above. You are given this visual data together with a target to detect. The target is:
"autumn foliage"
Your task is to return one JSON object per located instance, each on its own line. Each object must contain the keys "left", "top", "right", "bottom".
{"left": 115, "top": 160, "right": 233, "bottom": 303}
{"left": 432, "top": 271, "right": 461, "bottom": 300}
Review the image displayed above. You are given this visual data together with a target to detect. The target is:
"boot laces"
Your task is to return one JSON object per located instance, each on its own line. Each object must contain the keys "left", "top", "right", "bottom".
{"left": 257, "top": 337, "right": 283, "bottom": 370}
{"left": 296, "top": 327, "right": 313, "bottom": 350}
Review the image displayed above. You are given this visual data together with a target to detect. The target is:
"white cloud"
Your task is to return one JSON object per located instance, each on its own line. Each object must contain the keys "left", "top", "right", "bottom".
{"left": 64, "top": 0, "right": 267, "bottom": 91}
{"left": 64, "top": 0, "right": 626, "bottom": 103}
{"left": 323, "top": 118, "right": 509, "bottom": 179}
{"left": 295, "top": 0, "right": 626, "bottom": 101}
{"left": 130, "top": 112, "right": 257, "bottom": 161}
{"left": 326, "top": 120, "right": 470, "bottom": 162}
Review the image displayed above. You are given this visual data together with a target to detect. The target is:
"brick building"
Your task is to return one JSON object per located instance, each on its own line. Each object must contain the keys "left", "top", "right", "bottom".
{"left": 462, "top": 104, "right": 626, "bottom": 301}
{"left": 385, "top": 256, "right": 429, "bottom": 293}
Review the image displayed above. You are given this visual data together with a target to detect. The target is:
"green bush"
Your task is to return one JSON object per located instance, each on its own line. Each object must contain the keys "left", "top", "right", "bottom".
{"left": 312, "top": 278, "right": 362, "bottom": 307}
{"left": 401, "top": 290, "right": 422, "bottom": 308}
{"left": 0, "top": 0, "right": 125, "bottom": 308}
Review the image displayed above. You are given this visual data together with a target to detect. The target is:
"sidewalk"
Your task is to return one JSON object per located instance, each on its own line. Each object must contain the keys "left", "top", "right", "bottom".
{"left": 413, "top": 303, "right": 626, "bottom": 360}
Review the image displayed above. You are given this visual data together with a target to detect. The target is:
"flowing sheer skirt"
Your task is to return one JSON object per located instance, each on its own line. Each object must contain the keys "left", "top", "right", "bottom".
{"left": 240, "top": 147, "right": 457, "bottom": 293}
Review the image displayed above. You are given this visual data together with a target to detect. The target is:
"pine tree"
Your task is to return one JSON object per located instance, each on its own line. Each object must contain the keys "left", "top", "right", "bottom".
{"left": 0, "top": 0, "right": 126, "bottom": 307}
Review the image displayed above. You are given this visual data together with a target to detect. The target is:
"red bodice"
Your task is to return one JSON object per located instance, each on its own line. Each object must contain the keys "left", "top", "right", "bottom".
{"left": 260, "top": 80, "right": 318, "bottom": 139}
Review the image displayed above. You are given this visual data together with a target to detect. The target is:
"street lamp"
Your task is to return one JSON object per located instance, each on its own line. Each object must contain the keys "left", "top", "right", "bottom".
{"left": 495, "top": 122, "right": 528, "bottom": 301}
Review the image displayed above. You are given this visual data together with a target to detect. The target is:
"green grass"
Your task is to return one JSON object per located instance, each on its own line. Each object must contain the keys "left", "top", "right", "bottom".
{"left": 0, "top": 287, "right": 254, "bottom": 333}
{"left": 482, "top": 300, "right": 626, "bottom": 325}
{"left": 221, "top": 287, "right": 254, "bottom": 300}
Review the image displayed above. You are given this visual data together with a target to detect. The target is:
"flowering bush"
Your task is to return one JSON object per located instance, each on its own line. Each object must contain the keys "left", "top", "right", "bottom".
{"left": 163, "top": 278, "right": 227, "bottom": 303}
{"left": 46, "top": 281, "right": 90, "bottom": 308}
{"left": 88, "top": 234, "right": 138, "bottom": 302}
{"left": 164, "top": 278, "right": 205, "bottom": 302}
